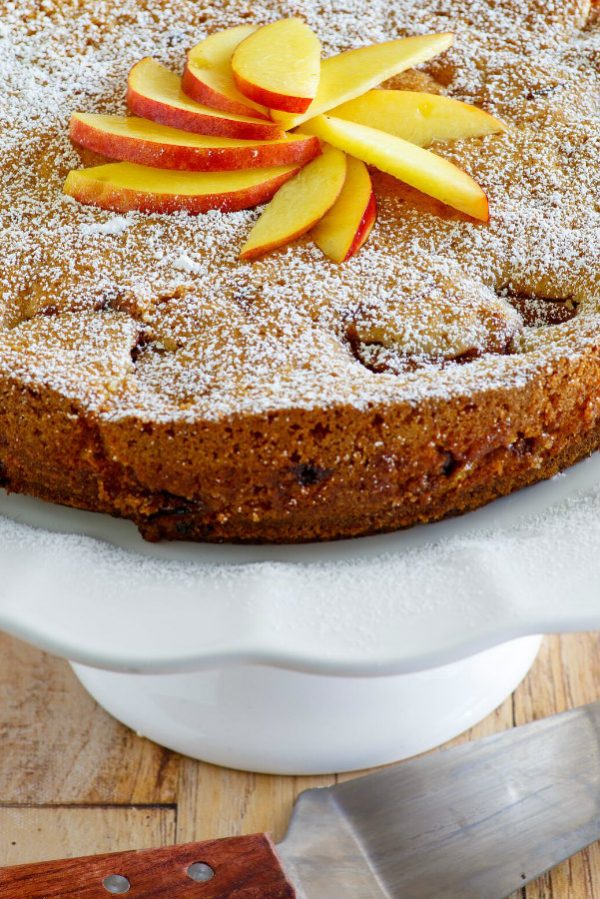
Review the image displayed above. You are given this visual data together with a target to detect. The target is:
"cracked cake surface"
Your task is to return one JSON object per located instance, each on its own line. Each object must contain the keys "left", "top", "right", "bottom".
{"left": 1, "top": 0, "right": 599, "bottom": 542}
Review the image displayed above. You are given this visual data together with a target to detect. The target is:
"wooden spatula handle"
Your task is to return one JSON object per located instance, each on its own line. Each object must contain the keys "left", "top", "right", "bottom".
{"left": 0, "top": 833, "right": 295, "bottom": 897}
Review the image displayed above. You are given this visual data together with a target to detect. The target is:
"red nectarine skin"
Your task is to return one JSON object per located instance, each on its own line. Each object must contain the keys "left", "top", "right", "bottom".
{"left": 311, "top": 155, "right": 375, "bottom": 263}
{"left": 69, "top": 115, "right": 321, "bottom": 172}
{"left": 182, "top": 25, "right": 269, "bottom": 121}
{"left": 231, "top": 18, "right": 321, "bottom": 114}
{"left": 126, "top": 59, "right": 284, "bottom": 141}
{"left": 65, "top": 167, "right": 299, "bottom": 215}
{"left": 181, "top": 61, "right": 271, "bottom": 120}
{"left": 127, "top": 83, "right": 284, "bottom": 141}
{"left": 233, "top": 72, "right": 313, "bottom": 114}
{"left": 345, "top": 191, "right": 377, "bottom": 260}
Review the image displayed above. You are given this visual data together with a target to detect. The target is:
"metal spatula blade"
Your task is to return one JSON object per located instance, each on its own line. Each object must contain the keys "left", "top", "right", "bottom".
{"left": 3, "top": 703, "right": 600, "bottom": 898}
{"left": 279, "top": 701, "right": 600, "bottom": 898}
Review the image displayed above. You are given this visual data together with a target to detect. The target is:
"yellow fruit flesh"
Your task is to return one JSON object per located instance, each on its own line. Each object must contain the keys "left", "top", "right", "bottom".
{"left": 130, "top": 58, "right": 270, "bottom": 125}
{"left": 241, "top": 144, "right": 347, "bottom": 258}
{"left": 189, "top": 24, "right": 258, "bottom": 67}
{"left": 233, "top": 18, "right": 321, "bottom": 103}
{"left": 271, "top": 32, "right": 453, "bottom": 129}
{"left": 312, "top": 156, "right": 373, "bottom": 262}
{"left": 186, "top": 25, "right": 267, "bottom": 117}
{"left": 65, "top": 161, "right": 298, "bottom": 197}
{"left": 302, "top": 115, "right": 489, "bottom": 221}
{"left": 331, "top": 90, "right": 507, "bottom": 147}
{"left": 72, "top": 114, "right": 310, "bottom": 150}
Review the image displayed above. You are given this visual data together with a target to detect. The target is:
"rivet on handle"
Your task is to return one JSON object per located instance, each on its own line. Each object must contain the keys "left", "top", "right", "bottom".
{"left": 102, "top": 874, "right": 131, "bottom": 894}
{"left": 187, "top": 862, "right": 215, "bottom": 882}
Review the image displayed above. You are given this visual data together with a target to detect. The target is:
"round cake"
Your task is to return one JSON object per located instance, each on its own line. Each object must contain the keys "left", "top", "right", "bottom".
{"left": 1, "top": 0, "right": 599, "bottom": 542}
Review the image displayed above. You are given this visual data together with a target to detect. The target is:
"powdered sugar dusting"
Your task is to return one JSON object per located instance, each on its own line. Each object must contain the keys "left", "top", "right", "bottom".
{"left": 171, "top": 253, "right": 208, "bottom": 275}
{"left": 80, "top": 215, "right": 134, "bottom": 236}
{"left": 0, "top": 0, "right": 599, "bottom": 423}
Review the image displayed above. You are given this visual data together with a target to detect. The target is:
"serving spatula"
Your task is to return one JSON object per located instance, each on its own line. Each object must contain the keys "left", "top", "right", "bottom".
{"left": 3, "top": 701, "right": 600, "bottom": 898}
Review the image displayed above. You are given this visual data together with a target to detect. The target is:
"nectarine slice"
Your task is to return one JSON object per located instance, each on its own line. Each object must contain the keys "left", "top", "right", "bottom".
{"left": 232, "top": 18, "right": 321, "bottom": 113}
{"left": 70, "top": 114, "right": 320, "bottom": 171}
{"left": 332, "top": 90, "right": 507, "bottom": 147}
{"left": 127, "top": 58, "right": 284, "bottom": 141}
{"left": 271, "top": 32, "right": 454, "bottom": 129}
{"left": 63, "top": 161, "right": 300, "bottom": 215}
{"left": 302, "top": 115, "right": 489, "bottom": 221}
{"left": 240, "top": 144, "right": 346, "bottom": 260}
{"left": 183, "top": 25, "right": 269, "bottom": 119}
{"left": 312, "top": 156, "right": 376, "bottom": 262}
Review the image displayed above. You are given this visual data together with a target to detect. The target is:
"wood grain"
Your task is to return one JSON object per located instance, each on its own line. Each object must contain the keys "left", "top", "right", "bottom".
{"left": 1, "top": 632, "right": 599, "bottom": 897}
{"left": 0, "top": 634, "right": 178, "bottom": 805}
{"left": 0, "top": 806, "right": 175, "bottom": 866}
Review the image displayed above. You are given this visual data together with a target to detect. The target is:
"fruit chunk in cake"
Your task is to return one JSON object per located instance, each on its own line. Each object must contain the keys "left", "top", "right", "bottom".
{"left": 240, "top": 144, "right": 347, "bottom": 259}
{"left": 232, "top": 18, "right": 321, "bottom": 113}
{"left": 127, "top": 57, "right": 283, "bottom": 141}
{"left": 311, "top": 156, "right": 376, "bottom": 262}
{"left": 63, "top": 161, "right": 300, "bottom": 214}
{"left": 182, "top": 25, "right": 269, "bottom": 119}
{"left": 69, "top": 114, "right": 320, "bottom": 171}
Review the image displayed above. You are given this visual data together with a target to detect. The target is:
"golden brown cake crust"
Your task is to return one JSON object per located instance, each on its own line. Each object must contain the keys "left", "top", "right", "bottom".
{"left": 1, "top": 0, "right": 599, "bottom": 542}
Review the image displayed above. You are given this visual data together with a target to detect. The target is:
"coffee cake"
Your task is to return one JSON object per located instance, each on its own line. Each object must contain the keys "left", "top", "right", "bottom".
{"left": 1, "top": 0, "right": 599, "bottom": 541}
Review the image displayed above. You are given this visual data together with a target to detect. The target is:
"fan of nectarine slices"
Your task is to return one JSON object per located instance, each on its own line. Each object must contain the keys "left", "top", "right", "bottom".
{"left": 64, "top": 18, "right": 507, "bottom": 263}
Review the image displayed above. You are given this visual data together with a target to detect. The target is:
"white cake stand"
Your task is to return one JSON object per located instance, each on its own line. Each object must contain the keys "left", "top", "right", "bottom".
{"left": 1, "top": 454, "right": 599, "bottom": 774}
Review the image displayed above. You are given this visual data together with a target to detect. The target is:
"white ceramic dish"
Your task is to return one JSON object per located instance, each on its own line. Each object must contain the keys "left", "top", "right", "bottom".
{"left": 1, "top": 453, "right": 599, "bottom": 773}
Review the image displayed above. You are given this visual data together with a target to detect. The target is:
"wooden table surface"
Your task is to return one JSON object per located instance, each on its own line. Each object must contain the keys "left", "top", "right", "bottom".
{"left": 1, "top": 631, "right": 599, "bottom": 897}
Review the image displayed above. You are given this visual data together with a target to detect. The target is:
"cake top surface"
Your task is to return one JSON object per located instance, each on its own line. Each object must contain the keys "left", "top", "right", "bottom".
{"left": 1, "top": 0, "right": 599, "bottom": 422}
